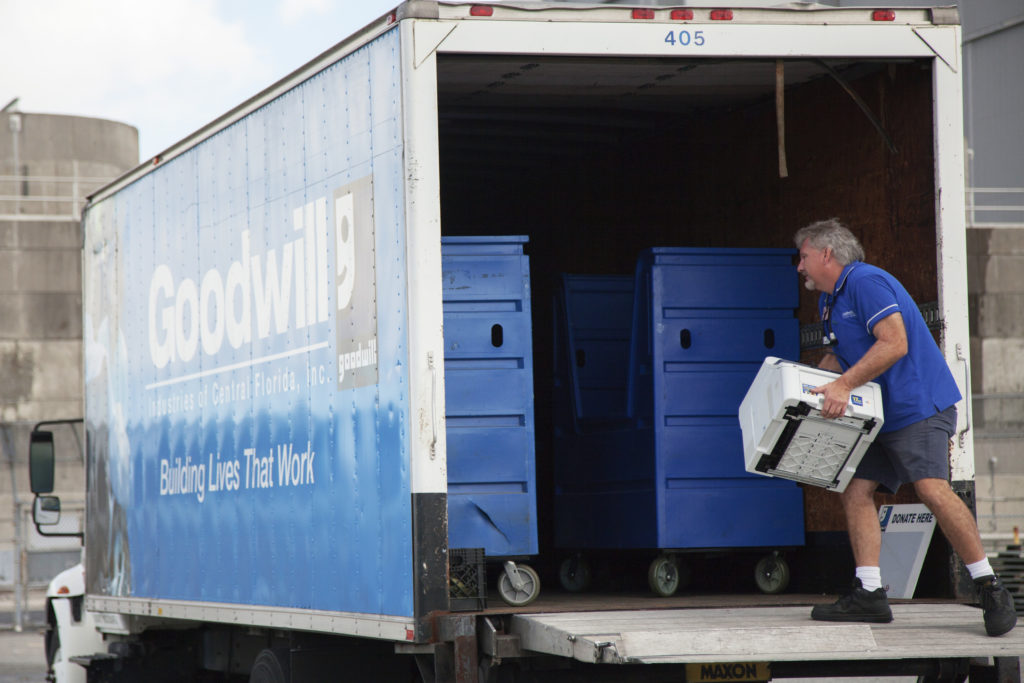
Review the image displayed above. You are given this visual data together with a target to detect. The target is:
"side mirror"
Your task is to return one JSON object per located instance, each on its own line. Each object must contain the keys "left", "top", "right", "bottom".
{"left": 33, "top": 495, "right": 61, "bottom": 526}
{"left": 29, "top": 430, "right": 55, "bottom": 494}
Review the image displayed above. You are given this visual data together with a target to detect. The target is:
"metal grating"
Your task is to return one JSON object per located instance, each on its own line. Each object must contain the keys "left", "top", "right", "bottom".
{"left": 775, "top": 423, "right": 862, "bottom": 487}
{"left": 990, "top": 546, "right": 1024, "bottom": 615}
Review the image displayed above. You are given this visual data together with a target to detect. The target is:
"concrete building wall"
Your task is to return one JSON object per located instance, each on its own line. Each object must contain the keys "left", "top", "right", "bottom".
{"left": 1, "top": 113, "right": 136, "bottom": 424}
{"left": 1, "top": 111, "right": 138, "bottom": 590}
{"left": 968, "top": 227, "right": 1024, "bottom": 542}
{"left": 958, "top": 3, "right": 1024, "bottom": 538}
{"left": 968, "top": 229, "right": 1024, "bottom": 419}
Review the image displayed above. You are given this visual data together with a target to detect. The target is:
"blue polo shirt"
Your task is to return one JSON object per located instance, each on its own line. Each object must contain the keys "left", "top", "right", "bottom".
{"left": 821, "top": 262, "right": 961, "bottom": 432}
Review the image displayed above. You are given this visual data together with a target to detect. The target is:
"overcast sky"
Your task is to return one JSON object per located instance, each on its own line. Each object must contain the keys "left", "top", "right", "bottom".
{"left": 0, "top": 0, "right": 399, "bottom": 162}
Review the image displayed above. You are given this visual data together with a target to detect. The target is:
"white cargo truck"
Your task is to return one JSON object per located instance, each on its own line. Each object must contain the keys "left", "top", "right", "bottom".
{"left": 27, "top": 2, "right": 1024, "bottom": 682}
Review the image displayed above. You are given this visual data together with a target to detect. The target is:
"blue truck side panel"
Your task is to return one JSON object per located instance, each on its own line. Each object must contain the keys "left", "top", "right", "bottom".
{"left": 82, "top": 28, "right": 416, "bottom": 618}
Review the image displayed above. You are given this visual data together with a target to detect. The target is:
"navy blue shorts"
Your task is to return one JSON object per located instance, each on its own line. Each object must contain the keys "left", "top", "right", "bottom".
{"left": 854, "top": 406, "right": 957, "bottom": 494}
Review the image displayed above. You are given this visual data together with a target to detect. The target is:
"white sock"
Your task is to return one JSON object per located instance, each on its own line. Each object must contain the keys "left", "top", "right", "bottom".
{"left": 966, "top": 558, "right": 994, "bottom": 580}
{"left": 855, "top": 566, "right": 883, "bottom": 591}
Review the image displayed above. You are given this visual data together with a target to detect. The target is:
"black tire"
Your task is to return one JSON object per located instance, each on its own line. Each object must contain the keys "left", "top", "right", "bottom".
{"left": 249, "top": 648, "right": 291, "bottom": 683}
{"left": 558, "top": 555, "right": 593, "bottom": 593}
{"left": 648, "top": 555, "right": 681, "bottom": 597}
{"left": 44, "top": 612, "right": 59, "bottom": 669}
{"left": 754, "top": 554, "right": 791, "bottom": 594}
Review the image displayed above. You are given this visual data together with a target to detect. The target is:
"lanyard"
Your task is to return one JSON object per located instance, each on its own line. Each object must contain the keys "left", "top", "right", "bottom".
{"left": 821, "top": 262, "right": 861, "bottom": 349}
{"left": 822, "top": 294, "right": 837, "bottom": 346}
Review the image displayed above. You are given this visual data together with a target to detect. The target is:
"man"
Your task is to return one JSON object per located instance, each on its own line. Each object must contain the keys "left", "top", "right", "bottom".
{"left": 795, "top": 218, "right": 1016, "bottom": 637}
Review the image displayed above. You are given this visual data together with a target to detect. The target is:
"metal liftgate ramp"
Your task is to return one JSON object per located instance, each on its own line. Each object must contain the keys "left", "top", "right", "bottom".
{"left": 507, "top": 604, "right": 1024, "bottom": 666}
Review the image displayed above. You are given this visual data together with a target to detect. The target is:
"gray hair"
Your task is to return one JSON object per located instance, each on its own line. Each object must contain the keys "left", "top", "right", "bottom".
{"left": 794, "top": 218, "right": 865, "bottom": 266}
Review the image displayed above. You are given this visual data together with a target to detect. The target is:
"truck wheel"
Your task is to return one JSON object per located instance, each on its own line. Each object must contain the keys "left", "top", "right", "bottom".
{"left": 648, "top": 555, "right": 682, "bottom": 597}
{"left": 754, "top": 553, "right": 791, "bottom": 594}
{"left": 45, "top": 629, "right": 59, "bottom": 669}
{"left": 558, "top": 555, "right": 592, "bottom": 593}
{"left": 497, "top": 562, "right": 541, "bottom": 606}
{"left": 249, "top": 648, "right": 291, "bottom": 683}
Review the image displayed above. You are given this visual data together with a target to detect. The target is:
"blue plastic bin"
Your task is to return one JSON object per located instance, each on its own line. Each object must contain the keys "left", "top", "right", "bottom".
{"left": 554, "top": 248, "right": 804, "bottom": 552}
{"left": 552, "top": 275, "right": 635, "bottom": 429}
{"left": 441, "top": 236, "right": 538, "bottom": 558}
{"left": 552, "top": 274, "right": 653, "bottom": 549}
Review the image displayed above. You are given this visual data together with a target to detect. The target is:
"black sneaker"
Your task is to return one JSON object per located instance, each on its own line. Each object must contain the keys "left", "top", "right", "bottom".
{"left": 811, "top": 579, "right": 893, "bottom": 623}
{"left": 976, "top": 575, "right": 1017, "bottom": 637}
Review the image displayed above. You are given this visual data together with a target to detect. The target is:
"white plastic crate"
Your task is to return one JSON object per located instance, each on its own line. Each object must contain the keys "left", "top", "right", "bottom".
{"left": 739, "top": 357, "right": 884, "bottom": 492}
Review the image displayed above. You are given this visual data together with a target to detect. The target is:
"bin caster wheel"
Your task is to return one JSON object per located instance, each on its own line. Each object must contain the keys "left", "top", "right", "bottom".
{"left": 559, "top": 555, "right": 592, "bottom": 593}
{"left": 498, "top": 561, "right": 541, "bottom": 606}
{"left": 755, "top": 553, "right": 791, "bottom": 594}
{"left": 648, "top": 555, "right": 684, "bottom": 597}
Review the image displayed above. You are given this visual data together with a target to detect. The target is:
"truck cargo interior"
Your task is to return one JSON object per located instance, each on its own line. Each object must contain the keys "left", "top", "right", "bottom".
{"left": 436, "top": 53, "right": 949, "bottom": 594}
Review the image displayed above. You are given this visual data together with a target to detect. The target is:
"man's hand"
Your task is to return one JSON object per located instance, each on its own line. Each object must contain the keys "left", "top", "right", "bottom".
{"left": 809, "top": 378, "right": 852, "bottom": 419}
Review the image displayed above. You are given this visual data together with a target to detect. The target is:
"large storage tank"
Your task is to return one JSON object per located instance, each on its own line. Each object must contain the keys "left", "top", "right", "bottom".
{"left": 0, "top": 108, "right": 137, "bottom": 612}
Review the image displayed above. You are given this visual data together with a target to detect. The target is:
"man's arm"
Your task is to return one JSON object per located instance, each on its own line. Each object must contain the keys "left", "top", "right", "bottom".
{"left": 811, "top": 312, "right": 908, "bottom": 419}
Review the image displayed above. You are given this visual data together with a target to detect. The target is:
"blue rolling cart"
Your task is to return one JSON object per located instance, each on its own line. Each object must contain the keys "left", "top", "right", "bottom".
{"left": 441, "top": 235, "right": 540, "bottom": 605}
{"left": 553, "top": 248, "right": 805, "bottom": 596}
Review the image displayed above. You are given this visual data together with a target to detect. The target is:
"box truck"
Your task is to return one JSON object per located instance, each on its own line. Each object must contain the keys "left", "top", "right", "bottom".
{"left": 27, "top": 2, "right": 1024, "bottom": 681}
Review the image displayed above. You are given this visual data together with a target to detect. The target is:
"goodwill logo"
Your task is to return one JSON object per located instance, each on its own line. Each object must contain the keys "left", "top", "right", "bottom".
{"left": 146, "top": 176, "right": 379, "bottom": 503}
{"left": 146, "top": 176, "right": 378, "bottom": 386}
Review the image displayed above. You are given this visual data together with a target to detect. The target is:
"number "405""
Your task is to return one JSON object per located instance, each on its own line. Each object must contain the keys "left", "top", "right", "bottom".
{"left": 665, "top": 30, "right": 706, "bottom": 47}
